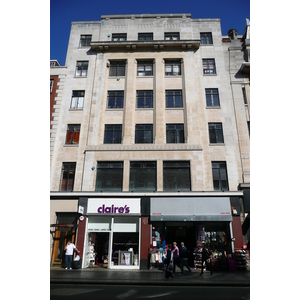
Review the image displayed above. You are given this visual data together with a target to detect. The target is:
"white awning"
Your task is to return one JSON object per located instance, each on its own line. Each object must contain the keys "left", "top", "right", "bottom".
{"left": 150, "top": 197, "right": 232, "bottom": 222}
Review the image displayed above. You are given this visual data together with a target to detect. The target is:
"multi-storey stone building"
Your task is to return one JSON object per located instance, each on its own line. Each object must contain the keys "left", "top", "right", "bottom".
{"left": 50, "top": 14, "right": 250, "bottom": 270}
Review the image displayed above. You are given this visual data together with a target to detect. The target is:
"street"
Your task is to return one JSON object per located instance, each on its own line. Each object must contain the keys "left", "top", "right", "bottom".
{"left": 50, "top": 284, "right": 250, "bottom": 300}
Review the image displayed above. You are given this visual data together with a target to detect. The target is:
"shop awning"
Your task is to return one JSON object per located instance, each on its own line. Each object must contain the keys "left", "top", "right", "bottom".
{"left": 150, "top": 197, "right": 232, "bottom": 222}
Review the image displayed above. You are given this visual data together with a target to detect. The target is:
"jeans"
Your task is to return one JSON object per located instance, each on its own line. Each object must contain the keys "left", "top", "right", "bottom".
{"left": 65, "top": 255, "right": 73, "bottom": 269}
{"left": 181, "top": 258, "right": 191, "bottom": 274}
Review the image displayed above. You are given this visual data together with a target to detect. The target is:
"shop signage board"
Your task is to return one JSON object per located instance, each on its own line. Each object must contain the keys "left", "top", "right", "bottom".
{"left": 87, "top": 198, "right": 141, "bottom": 215}
{"left": 150, "top": 197, "right": 232, "bottom": 221}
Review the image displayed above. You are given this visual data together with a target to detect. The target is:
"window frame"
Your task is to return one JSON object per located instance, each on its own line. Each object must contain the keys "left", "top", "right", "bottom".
{"left": 212, "top": 161, "right": 229, "bottom": 191}
{"left": 205, "top": 88, "right": 220, "bottom": 107}
{"left": 75, "top": 61, "right": 89, "bottom": 77}
{"left": 129, "top": 161, "right": 157, "bottom": 191}
{"left": 95, "top": 162, "right": 123, "bottom": 191}
{"left": 136, "top": 90, "right": 153, "bottom": 108}
{"left": 166, "top": 124, "right": 184, "bottom": 143}
{"left": 208, "top": 123, "right": 224, "bottom": 144}
{"left": 137, "top": 60, "right": 153, "bottom": 76}
{"left": 107, "top": 91, "right": 124, "bottom": 109}
{"left": 104, "top": 124, "right": 122, "bottom": 144}
{"left": 109, "top": 60, "right": 126, "bottom": 77}
{"left": 138, "top": 33, "right": 153, "bottom": 41}
{"left": 111, "top": 33, "right": 127, "bottom": 41}
{"left": 65, "top": 124, "right": 81, "bottom": 145}
{"left": 203, "top": 59, "right": 216, "bottom": 75}
{"left": 135, "top": 124, "right": 153, "bottom": 144}
{"left": 79, "top": 35, "right": 92, "bottom": 47}
{"left": 165, "top": 90, "right": 183, "bottom": 108}
{"left": 200, "top": 32, "right": 213, "bottom": 45}
{"left": 163, "top": 161, "right": 191, "bottom": 191}
{"left": 70, "top": 90, "right": 85, "bottom": 109}
{"left": 60, "top": 162, "right": 76, "bottom": 191}
{"left": 164, "top": 32, "right": 180, "bottom": 40}
{"left": 164, "top": 60, "right": 181, "bottom": 76}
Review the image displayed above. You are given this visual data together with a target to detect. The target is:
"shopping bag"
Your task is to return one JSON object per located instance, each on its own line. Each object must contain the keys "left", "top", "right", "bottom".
{"left": 167, "top": 262, "right": 174, "bottom": 273}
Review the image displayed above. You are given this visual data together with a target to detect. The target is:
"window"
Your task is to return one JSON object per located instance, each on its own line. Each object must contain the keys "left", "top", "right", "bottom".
{"left": 166, "top": 124, "right": 184, "bottom": 143}
{"left": 208, "top": 123, "right": 224, "bottom": 144}
{"left": 136, "top": 90, "right": 153, "bottom": 108}
{"left": 75, "top": 61, "right": 88, "bottom": 77}
{"left": 107, "top": 91, "right": 124, "bottom": 109}
{"left": 137, "top": 60, "right": 153, "bottom": 76}
{"left": 60, "top": 162, "right": 76, "bottom": 191}
{"left": 138, "top": 33, "right": 153, "bottom": 41}
{"left": 200, "top": 32, "right": 213, "bottom": 45}
{"left": 50, "top": 79, "right": 54, "bottom": 93}
{"left": 79, "top": 35, "right": 92, "bottom": 47}
{"left": 65, "top": 124, "right": 80, "bottom": 144}
{"left": 165, "top": 60, "right": 181, "bottom": 76}
{"left": 109, "top": 61, "right": 126, "bottom": 77}
{"left": 164, "top": 32, "right": 180, "bottom": 40}
{"left": 205, "top": 89, "right": 220, "bottom": 107}
{"left": 129, "top": 162, "right": 156, "bottom": 191}
{"left": 135, "top": 124, "right": 153, "bottom": 143}
{"left": 104, "top": 125, "right": 122, "bottom": 144}
{"left": 112, "top": 33, "right": 127, "bottom": 41}
{"left": 96, "top": 162, "right": 123, "bottom": 191}
{"left": 203, "top": 59, "right": 216, "bottom": 75}
{"left": 242, "top": 87, "right": 248, "bottom": 104}
{"left": 212, "top": 162, "right": 229, "bottom": 191}
{"left": 70, "top": 91, "right": 85, "bottom": 109}
{"left": 165, "top": 90, "right": 183, "bottom": 108}
{"left": 163, "top": 161, "right": 191, "bottom": 191}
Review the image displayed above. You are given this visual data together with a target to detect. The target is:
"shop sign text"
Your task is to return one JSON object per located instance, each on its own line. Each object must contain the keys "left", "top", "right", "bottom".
{"left": 97, "top": 204, "right": 130, "bottom": 214}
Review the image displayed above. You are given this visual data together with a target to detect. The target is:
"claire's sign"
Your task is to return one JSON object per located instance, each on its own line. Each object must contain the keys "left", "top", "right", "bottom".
{"left": 87, "top": 198, "right": 141, "bottom": 215}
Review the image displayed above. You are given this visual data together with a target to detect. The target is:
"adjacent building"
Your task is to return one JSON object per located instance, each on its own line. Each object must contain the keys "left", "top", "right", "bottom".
{"left": 50, "top": 14, "right": 250, "bottom": 270}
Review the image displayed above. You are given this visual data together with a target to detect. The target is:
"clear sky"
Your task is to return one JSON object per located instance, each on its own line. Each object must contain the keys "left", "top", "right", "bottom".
{"left": 50, "top": 0, "right": 250, "bottom": 65}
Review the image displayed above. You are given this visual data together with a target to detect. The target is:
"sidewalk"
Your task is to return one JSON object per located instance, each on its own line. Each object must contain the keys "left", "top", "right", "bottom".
{"left": 50, "top": 267, "right": 250, "bottom": 287}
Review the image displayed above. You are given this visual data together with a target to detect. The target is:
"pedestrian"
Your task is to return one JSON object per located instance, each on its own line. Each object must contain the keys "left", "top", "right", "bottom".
{"left": 172, "top": 242, "right": 181, "bottom": 273}
{"left": 165, "top": 244, "right": 174, "bottom": 279}
{"left": 199, "top": 242, "right": 213, "bottom": 275}
{"left": 64, "top": 240, "right": 80, "bottom": 270}
{"left": 179, "top": 242, "right": 192, "bottom": 275}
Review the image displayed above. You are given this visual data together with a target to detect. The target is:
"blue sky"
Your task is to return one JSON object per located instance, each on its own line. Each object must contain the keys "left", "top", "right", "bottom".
{"left": 50, "top": 0, "right": 250, "bottom": 65}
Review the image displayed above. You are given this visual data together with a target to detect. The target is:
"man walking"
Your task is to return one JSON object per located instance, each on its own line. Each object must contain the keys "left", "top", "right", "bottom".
{"left": 180, "top": 242, "right": 192, "bottom": 275}
{"left": 64, "top": 240, "right": 80, "bottom": 269}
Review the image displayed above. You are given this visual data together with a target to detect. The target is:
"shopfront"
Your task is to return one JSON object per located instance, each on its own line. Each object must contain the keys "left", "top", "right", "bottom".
{"left": 149, "top": 197, "right": 234, "bottom": 269}
{"left": 82, "top": 198, "right": 141, "bottom": 269}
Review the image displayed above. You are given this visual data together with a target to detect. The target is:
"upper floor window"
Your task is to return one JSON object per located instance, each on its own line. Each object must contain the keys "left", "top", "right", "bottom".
{"left": 79, "top": 35, "right": 91, "bottom": 47}
{"left": 166, "top": 124, "right": 184, "bottom": 143}
{"left": 208, "top": 123, "right": 224, "bottom": 144}
{"left": 107, "top": 91, "right": 124, "bottom": 109}
{"left": 75, "top": 61, "right": 88, "bottom": 77}
{"left": 165, "top": 60, "right": 181, "bottom": 76}
{"left": 200, "top": 32, "right": 213, "bottom": 45}
{"left": 203, "top": 59, "right": 216, "bottom": 75}
{"left": 109, "top": 60, "right": 126, "bottom": 77}
{"left": 50, "top": 79, "right": 54, "bottom": 93}
{"left": 164, "top": 32, "right": 180, "bottom": 40}
{"left": 136, "top": 90, "right": 153, "bottom": 108}
{"left": 60, "top": 162, "right": 76, "bottom": 191}
{"left": 104, "top": 124, "right": 122, "bottom": 144}
{"left": 137, "top": 60, "right": 153, "bottom": 76}
{"left": 112, "top": 33, "right": 127, "bottom": 41}
{"left": 135, "top": 124, "right": 153, "bottom": 143}
{"left": 242, "top": 87, "right": 248, "bottom": 104}
{"left": 212, "top": 161, "right": 229, "bottom": 191}
{"left": 129, "top": 162, "right": 156, "bottom": 191}
{"left": 65, "top": 124, "right": 80, "bottom": 144}
{"left": 70, "top": 91, "right": 85, "bottom": 109}
{"left": 205, "top": 89, "right": 220, "bottom": 107}
{"left": 165, "top": 90, "right": 183, "bottom": 108}
{"left": 138, "top": 33, "right": 153, "bottom": 41}
{"left": 163, "top": 161, "right": 191, "bottom": 191}
{"left": 96, "top": 162, "right": 123, "bottom": 191}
